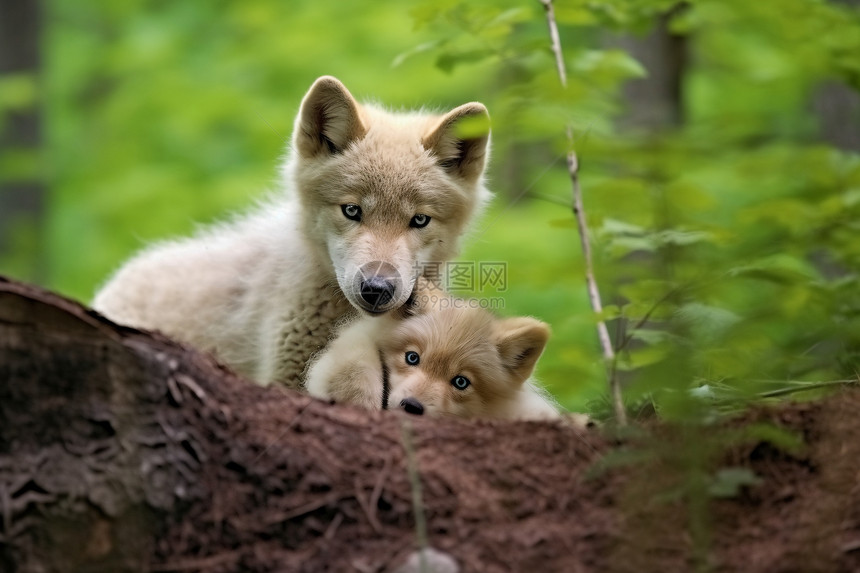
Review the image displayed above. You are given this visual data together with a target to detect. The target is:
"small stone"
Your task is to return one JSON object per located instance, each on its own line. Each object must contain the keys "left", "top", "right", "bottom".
{"left": 392, "top": 547, "right": 459, "bottom": 573}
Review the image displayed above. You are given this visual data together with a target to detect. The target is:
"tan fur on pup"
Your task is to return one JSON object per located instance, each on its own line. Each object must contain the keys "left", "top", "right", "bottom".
{"left": 307, "top": 304, "right": 560, "bottom": 421}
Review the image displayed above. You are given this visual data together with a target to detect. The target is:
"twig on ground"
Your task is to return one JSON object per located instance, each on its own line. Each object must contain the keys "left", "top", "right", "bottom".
{"left": 401, "top": 420, "right": 429, "bottom": 573}
{"left": 756, "top": 379, "right": 857, "bottom": 399}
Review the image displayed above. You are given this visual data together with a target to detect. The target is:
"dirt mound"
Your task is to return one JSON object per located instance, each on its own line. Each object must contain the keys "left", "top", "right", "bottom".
{"left": 1, "top": 276, "right": 858, "bottom": 572}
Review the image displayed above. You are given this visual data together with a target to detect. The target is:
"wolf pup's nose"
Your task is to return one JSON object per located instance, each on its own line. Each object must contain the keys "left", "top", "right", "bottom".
{"left": 360, "top": 276, "right": 395, "bottom": 310}
{"left": 400, "top": 397, "right": 425, "bottom": 416}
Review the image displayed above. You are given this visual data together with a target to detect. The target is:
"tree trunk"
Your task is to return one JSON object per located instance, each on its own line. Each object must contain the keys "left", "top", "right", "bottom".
{"left": 1, "top": 276, "right": 860, "bottom": 572}
{"left": 0, "top": 0, "right": 44, "bottom": 282}
{"left": 614, "top": 8, "right": 688, "bottom": 131}
{"left": 813, "top": 81, "right": 860, "bottom": 152}
{"left": 812, "top": 0, "right": 860, "bottom": 151}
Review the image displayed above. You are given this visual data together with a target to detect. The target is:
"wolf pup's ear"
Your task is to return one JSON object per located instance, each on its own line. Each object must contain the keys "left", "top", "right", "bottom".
{"left": 296, "top": 76, "right": 366, "bottom": 158}
{"left": 422, "top": 103, "right": 490, "bottom": 182}
{"left": 494, "top": 317, "right": 550, "bottom": 384}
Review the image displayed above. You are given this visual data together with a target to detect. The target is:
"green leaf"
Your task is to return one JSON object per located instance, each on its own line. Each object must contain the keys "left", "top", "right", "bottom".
{"left": 596, "top": 304, "right": 621, "bottom": 321}
{"left": 409, "top": 0, "right": 460, "bottom": 28}
{"left": 708, "top": 467, "right": 762, "bottom": 498}
{"left": 392, "top": 40, "right": 445, "bottom": 68}
{"left": 600, "top": 218, "right": 646, "bottom": 236}
{"left": 675, "top": 303, "right": 741, "bottom": 336}
{"left": 654, "top": 229, "right": 713, "bottom": 247}
{"left": 548, "top": 218, "right": 576, "bottom": 229}
{"left": 617, "top": 343, "right": 671, "bottom": 371}
{"left": 0, "top": 73, "right": 37, "bottom": 111}
{"left": 553, "top": 5, "right": 598, "bottom": 26}
{"left": 629, "top": 329, "right": 675, "bottom": 345}
{"left": 735, "top": 423, "right": 805, "bottom": 454}
{"left": 485, "top": 7, "right": 531, "bottom": 29}
{"left": 570, "top": 49, "right": 647, "bottom": 86}
{"left": 453, "top": 113, "right": 491, "bottom": 138}
{"left": 728, "top": 254, "right": 821, "bottom": 283}
{"left": 436, "top": 49, "right": 495, "bottom": 73}
{"left": 0, "top": 148, "right": 40, "bottom": 181}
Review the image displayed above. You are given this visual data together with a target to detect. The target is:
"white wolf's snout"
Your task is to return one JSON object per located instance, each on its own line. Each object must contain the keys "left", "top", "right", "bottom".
{"left": 331, "top": 232, "right": 418, "bottom": 316}
{"left": 352, "top": 261, "right": 404, "bottom": 314}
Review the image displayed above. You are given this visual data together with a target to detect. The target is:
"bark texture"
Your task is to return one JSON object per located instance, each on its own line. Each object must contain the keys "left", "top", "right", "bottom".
{"left": 0, "top": 0, "right": 44, "bottom": 281}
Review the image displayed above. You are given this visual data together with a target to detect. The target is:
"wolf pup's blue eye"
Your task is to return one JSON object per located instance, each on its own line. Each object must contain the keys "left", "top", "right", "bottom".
{"left": 405, "top": 351, "right": 420, "bottom": 366}
{"left": 409, "top": 214, "right": 430, "bottom": 228}
{"left": 451, "top": 375, "right": 471, "bottom": 390}
{"left": 342, "top": 204, "right": 362, "bottom": 222}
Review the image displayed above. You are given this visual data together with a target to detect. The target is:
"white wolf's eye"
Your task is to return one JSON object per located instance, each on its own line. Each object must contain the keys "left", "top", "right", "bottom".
{"left": 405, "top": 351, "right": 420, "bottom": 366}
{"left": 341, "top": 204, "right": 362, "bottom": 222}
{"left": 409, "top": 214, "right": 431, "bottom": 228}
{"left": 451, "top": 375, "right": 471, "bottom": 390}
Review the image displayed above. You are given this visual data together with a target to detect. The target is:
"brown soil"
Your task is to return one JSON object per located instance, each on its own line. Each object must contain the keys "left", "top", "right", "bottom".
{"left": 1, "top": 275, "right": 859, "bottom": 572}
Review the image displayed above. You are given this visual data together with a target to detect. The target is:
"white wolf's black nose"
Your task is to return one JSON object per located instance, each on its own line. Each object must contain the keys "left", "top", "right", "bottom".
{"left": 360, "top": 276, "right": 396, "bottom": 309}
{"left": 400, "top": 397, "right": 424, "bottom": 416}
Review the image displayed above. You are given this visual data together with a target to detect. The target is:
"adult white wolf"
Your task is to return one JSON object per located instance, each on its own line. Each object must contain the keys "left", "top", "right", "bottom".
{"left": 94, "top": 76, "right": 491, "bottom": 387}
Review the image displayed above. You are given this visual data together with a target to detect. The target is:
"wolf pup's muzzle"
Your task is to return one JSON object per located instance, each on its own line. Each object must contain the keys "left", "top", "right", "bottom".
{"left": 353, "top": 261, "right": 403, "bottom": 314}
{"left": 400, "top": 397, "right": 425, "bottom": 416}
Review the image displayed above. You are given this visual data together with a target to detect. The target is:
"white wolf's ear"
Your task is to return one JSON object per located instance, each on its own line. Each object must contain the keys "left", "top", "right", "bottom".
{"left": 422, "top": 103, "right": 490, "bottom": 182}
{"left": 493, "top": 317, "right": 550, "bottom": 384}
{"left": 296, "top": 76, "right": 366, "bottom": 158}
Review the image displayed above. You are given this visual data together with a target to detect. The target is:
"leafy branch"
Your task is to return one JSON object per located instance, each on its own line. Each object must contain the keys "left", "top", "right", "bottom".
{"left": 539, "top": 0, "right": 626, "bottom": 426}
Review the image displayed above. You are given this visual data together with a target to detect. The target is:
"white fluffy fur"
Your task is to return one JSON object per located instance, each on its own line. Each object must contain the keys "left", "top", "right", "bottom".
{"left": 94, "top": 204, "right": 352, "bottom": 383}
{"left": 93, "top": 77, "right": 491, "bottom": 387}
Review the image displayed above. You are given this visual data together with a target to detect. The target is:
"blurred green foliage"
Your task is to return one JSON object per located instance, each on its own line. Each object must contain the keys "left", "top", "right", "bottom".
{"left": 1, "top": 0, "right": 859, "bottom": 417}
{"left": 409, "top": 0, "right": 860, "bottom": 415}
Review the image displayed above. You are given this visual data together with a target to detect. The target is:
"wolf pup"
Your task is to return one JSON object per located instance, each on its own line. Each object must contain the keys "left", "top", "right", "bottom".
{"left": 93, "top": 76, "right": 491, "bottom": 386}
{"left": 306, "top": 305, "right": 560, "bottom": 420}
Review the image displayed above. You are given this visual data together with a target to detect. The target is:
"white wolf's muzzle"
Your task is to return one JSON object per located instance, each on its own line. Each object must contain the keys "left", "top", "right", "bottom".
{"left": 351, "top": 261, "right": 403, "bottom": 314}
